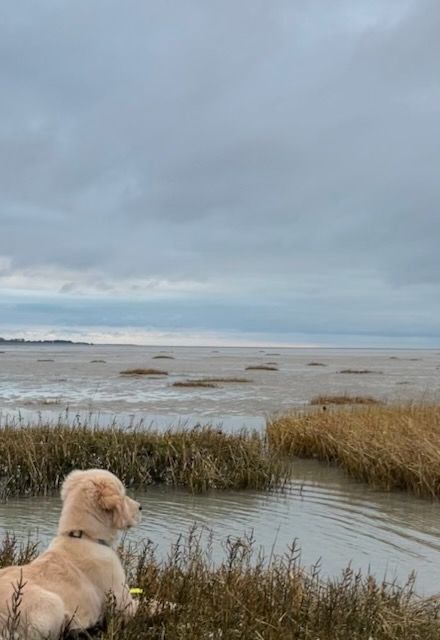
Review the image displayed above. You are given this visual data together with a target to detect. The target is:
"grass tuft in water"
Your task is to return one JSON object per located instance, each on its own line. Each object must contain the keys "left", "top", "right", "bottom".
{"left": 338, "top": 368, "right": 381, "bottom": 374}
{"left": 172, "top": 381, "right": 218, "bottom": 388}
{"left": 245, "top": 365, "right": 278, "bottom": 371}
{"left": 310, "top": 394, "right": 381, "bottom": 405}
{"left": 268, "top": 404, "right": 440, "bottom": 498}
{"left": 172, "top": 377, "right": 252, "bottom": 388}
{"left": 200, "top": 377, "right": 252, "bottom": 383}
{"left": 0, "top": 424, "right": 287, "bottom": 497}
{"left": 120, "top": 368, "right": 168, "bottom": 376}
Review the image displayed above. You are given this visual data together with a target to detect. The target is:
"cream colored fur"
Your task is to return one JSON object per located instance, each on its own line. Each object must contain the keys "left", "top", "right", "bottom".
{"left": 0, "top": 469, "right": 141, "bottom": 639}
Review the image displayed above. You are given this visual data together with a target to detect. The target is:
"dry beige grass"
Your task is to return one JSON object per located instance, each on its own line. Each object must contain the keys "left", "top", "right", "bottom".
{"left": 338, "top": 369, "right": 381, "bottom": 374}
{"left": 173, "top": 377, "right": 252, "bottom": 388}
{"left": 172, "top": 381, "right": 218, "bottom": 388}
{"left": 246, "top": 365, "right": 278, "bottom": 371}
{"left": 310, "top": 394, "right": 381, "bottom": 405}
{"left": 0, "top": 424, "right": 287, "bottom": 496}
{"left": 120, "top": 368, "right": 168, "bottom": 375}
{"left": 202, "top": 377, "right": 252, "bottom": 383}
{"left": 268, "top": 404, "right": 440, "bottom": 498}
{"left": 2, "top": 534, "right": 439, "bottom": 640}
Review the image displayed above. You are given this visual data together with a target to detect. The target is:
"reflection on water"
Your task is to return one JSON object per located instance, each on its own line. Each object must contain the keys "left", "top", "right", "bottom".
{"left": 1, "top": 459, "right": 439, "bottom": 595}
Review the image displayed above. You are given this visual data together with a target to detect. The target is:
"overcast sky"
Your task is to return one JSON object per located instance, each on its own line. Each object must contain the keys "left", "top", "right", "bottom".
{"left": 1, "top": 1, "right": 439, "bottom": 346}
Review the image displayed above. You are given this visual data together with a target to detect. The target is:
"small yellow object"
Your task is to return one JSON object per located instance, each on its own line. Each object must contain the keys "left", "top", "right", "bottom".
{"left": 129, "top": 587, "right": 144, "bottom": 595}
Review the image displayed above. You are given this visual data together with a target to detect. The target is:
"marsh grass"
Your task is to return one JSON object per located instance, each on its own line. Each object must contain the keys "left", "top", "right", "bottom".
{"left": 0, "top": 534, "right": 39, "bottom": 568}
{"left": 203, "top": 377, "right": 252, "bottom": 383}
{"left": 268, "top": 405, "right": 440, "bottom": 498}
{"left": 172, "top": 381, "right": 218, "bottom": 388}
{"left": 173, "top": 378, "right": 251, "bottom": 387}
{"left": 246, "top": 365, "right": 278, "bottom": 371}
{"left": 310, "top": 394, "right": 381, "bottom": 405}
{"left": 1, "top": 533, "right": 439, "bottom": 639}
{"left": 338, "top": 369, "right": 381, "bottom": 374}
{"left": 307, "top": 361, "right": 326, "bottom": 366}
{"left": 120, "top": 368, "right": 168, "bottom": 376}
{"left": 0, "top": 424, "right": 286, "bottom": 497}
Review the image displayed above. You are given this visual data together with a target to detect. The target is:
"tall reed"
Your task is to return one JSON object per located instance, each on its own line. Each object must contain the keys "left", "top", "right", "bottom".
{"left": 0, "top": 424, "right": 286, "bottom": 497}
{"left": 268, "top": 404, "right": 440, "bottom": 498}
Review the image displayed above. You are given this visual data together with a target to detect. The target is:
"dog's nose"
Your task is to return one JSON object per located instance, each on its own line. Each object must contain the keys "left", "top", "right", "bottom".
{"left": 138, "top": 504, "right": 142, "bottom": 511}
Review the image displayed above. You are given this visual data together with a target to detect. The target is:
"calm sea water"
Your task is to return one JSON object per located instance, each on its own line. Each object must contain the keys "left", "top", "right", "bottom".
{"left": 0, "top": 345, "right": 440, "bottom": 595}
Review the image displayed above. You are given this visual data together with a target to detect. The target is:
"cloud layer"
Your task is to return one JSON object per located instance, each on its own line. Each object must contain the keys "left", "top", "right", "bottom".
{"left": 1, "top": 1, "right": 439, "bottom": 345}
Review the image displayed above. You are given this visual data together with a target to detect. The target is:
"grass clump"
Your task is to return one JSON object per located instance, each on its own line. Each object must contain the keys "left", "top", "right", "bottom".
{"left": 338, "top": 369, "right": 381, "bottom": 374}
{"left": 2, "top": 533, "right": 439, "bottom": 639}
{"left": 246, "top": 365, "right": 278, "bottom": 371}
{"left": 310, "top": 394, "right": 381, "bottom": 405}
{"left": 203, "top": 377, "right": 252, "bottom": 383}
{"left": 120, "top": 368, "right": 168, "bottom": 376}
{"left": 172, "top": 381, "right": 218, "bottom": 388}
{"left": 0, "top": 425, "right": 286, "bottom": 497}
{"left": 307, "top": 361, "right": 326, "bottom": 366}
{"left": 173, "top": 377, "right": 252, "bottom": 388}
{"left": 268, "top": 404, "right": 440, "bottom": 498}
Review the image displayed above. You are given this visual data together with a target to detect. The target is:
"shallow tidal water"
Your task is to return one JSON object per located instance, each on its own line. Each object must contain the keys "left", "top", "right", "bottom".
{"left": 0, "top": 344, "right": 439, "bottom": 428}
{"left": 1, "top": 459, "right": 440, "bottom": 595}
{"left": 0, "top": 345, "right": 440, "bottom": 595}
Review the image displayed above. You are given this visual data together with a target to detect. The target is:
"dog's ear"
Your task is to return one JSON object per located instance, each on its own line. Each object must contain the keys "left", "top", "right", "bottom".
{"left": 94, "top": 480, "right": 122, "bottom": 512}
{"left": 60, "top": 470, "right": 86, "bottom": 502}
{"left": 95, "top": 480, "right": 130, "bottom": 529}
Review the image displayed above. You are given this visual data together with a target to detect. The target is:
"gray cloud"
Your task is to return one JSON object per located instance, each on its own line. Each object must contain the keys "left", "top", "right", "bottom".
{"left": 0, "top": 0, "right": 439, "bottom": 343}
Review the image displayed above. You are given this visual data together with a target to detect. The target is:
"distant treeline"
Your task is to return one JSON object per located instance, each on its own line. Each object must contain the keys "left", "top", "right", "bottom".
{"left": 0, "top": 337, "right": 91, "bottom": 345}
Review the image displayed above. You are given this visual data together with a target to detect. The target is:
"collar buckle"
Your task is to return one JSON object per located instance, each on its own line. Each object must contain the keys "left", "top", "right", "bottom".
{"left": 68, "top": 530, "right": 83, "bottom": 539}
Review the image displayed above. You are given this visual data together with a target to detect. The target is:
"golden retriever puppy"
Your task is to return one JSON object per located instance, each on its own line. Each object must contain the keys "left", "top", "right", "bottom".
{"left": 0, "top": 469, "right": 142, "bottom": 639}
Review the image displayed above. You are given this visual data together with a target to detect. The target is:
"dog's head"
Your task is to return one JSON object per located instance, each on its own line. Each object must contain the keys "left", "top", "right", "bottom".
{"left": 60, "top": 469, "right": 142, "bottom": 531}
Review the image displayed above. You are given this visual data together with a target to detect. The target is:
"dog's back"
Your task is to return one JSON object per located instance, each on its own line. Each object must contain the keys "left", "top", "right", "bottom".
{"left": 0, "top": 541, "right": 107, "bottom": 639}
{"left": 0, "top": 562, "right": 66, "bottom": 639}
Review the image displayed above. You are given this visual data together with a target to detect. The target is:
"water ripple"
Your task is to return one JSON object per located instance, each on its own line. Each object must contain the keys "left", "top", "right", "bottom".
{"left": 3, "top": 460, "right": 438, "bottom": 593}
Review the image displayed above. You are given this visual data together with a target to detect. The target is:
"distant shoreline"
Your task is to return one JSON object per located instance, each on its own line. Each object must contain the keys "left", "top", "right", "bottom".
{"left": 0, "top": 338, "right": 92, "bottom": 346}
{"left": 0, "top": 337, "right": 437, "bottom": 349}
